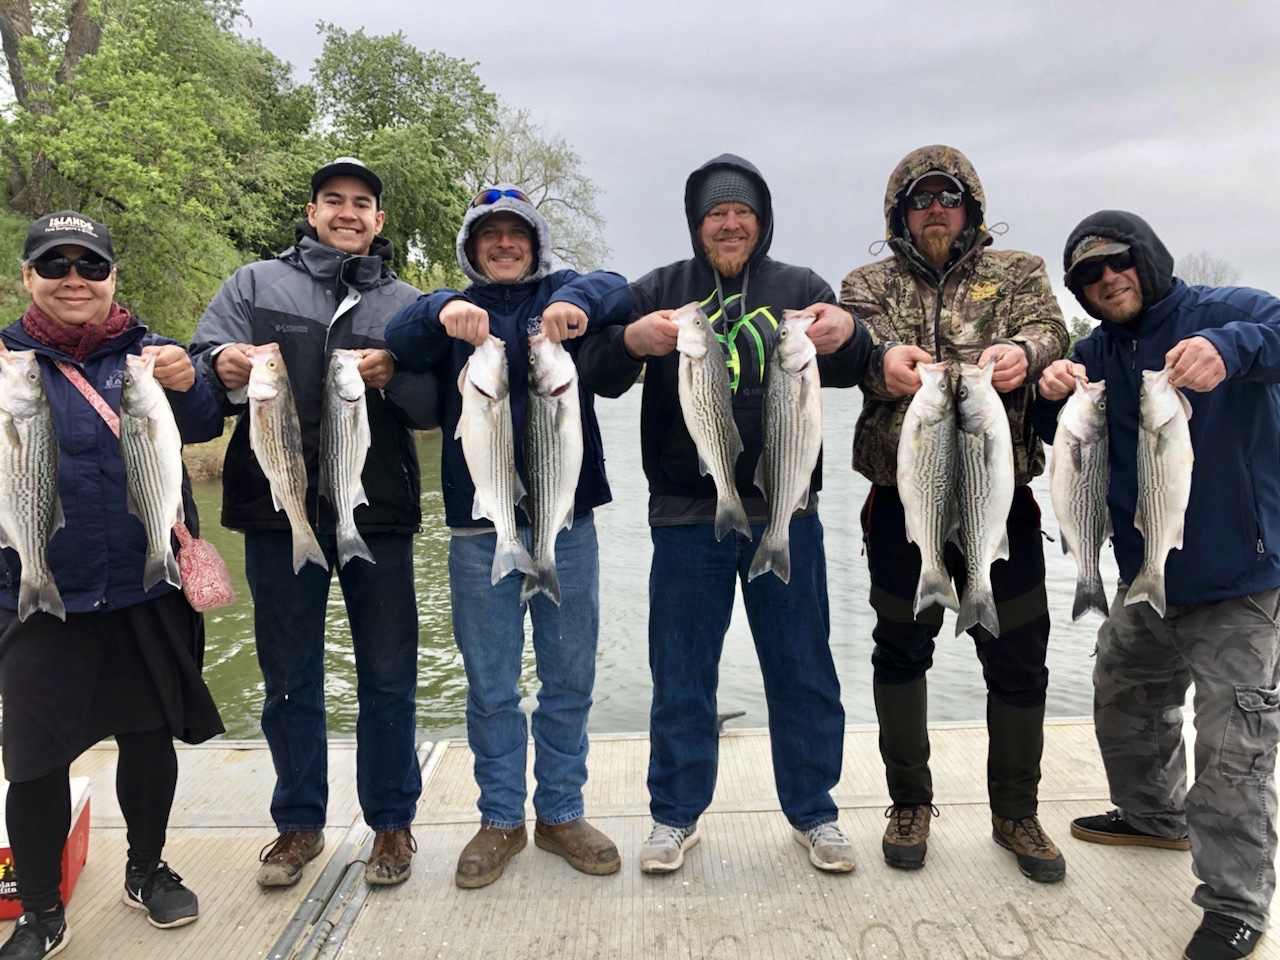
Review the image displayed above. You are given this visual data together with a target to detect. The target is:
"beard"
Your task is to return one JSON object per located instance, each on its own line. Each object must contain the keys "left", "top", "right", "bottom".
{"left": 915, "top": 223, "right": 954, "bottom": 267}
{"left": 705, "top": 234, "right": 756, "bottom": 278}
{"left": 1090, "top": 285, "right": 1145, "bottom": 324}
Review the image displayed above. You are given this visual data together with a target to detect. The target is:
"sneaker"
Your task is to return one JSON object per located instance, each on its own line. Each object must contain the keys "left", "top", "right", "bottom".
{"left": 256, "top": 830, "right": 325, "bottom": 887}
{"left": 882, "top": 804, "right": 934, "bottom": 870}
{"left": 992, "top": 814, "right": 1066, "bottom": 883}
{"left": 365, "top": 827, "right": 417, "bottom": 885}
{"left": 1071, "top": 809, "right": 1191, "bottom": 850}
{"left": 639, "top": 822, "right": 700, "bottom": 874}
{"left": 0, "top": 911, "right": 68, "bottom": 959}
{"left": 455, "top": 825, "right": 528, "bottom": 889}
{"left": 534, "top": 818, "right": 621, "bottom": 876}
{"left": 793, "top": 821, "right": 856, "bottom": 873}
{"left": 1184, "top": 912, "right": 1263, "bottom": 959}
{"left": 123, "top": 860, "right": 199, "bottom": 928}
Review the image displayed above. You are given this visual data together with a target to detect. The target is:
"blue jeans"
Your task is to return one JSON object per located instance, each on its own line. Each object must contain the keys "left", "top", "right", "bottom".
{"left": 245, "top": 530, "right": 422, "bottom": 832}
{"left": 449, "top": 512, "right": 600, "bottom": 829}
{"left": 647, "top": 513, "right": 844, "bottom": 830}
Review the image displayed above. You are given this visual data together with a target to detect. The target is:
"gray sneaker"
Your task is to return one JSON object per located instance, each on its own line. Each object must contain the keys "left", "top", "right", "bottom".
{"left": 794, "top": 821, "right": 856, "bottom": 873}
{"left": 639, "top": 822, "right": 700, "bottom": 874}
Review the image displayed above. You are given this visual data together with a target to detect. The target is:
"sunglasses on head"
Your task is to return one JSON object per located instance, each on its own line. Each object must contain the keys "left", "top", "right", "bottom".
{"left": 905, "top": 189, "right": 964, "bottom": 211}
{"left": 31, "top": 255, "right": 113, "bottom": 282}
{"left": 470, "top": 188, "right": 531, "bottom": 208}
{"left": 1073, "top": 251, "right": 1135, "bottom": 286}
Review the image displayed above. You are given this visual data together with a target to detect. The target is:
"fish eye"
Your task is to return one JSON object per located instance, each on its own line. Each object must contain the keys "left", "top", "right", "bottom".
{"left": 1098, "top": 400, "right": 1107, "bottom": 411}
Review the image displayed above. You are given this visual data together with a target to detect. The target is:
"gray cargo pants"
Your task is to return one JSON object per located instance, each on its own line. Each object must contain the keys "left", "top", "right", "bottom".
{"left": 1094, "top": 584, "right": 1280, "bottom": 929}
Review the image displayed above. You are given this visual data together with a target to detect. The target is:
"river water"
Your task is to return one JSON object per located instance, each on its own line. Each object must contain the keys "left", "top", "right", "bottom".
{"left": 195, "top": 386, "right": 1118, "bottom": 740}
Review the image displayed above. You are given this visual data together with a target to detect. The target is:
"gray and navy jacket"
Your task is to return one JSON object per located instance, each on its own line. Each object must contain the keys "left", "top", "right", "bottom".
{"left": 0, "top": 320, "right": 223, "bottom": 613}
{"left": 190, "top": 224, "right": 438, "bottom": 535}
{"left": 581, "top": 153, "right": 872, "bottom": 526}
{"left": 384, "top": 187, "right": 633, "bottom": 530}
{"left": 1032, "top": 210, "right": 1280, "bottom": 605}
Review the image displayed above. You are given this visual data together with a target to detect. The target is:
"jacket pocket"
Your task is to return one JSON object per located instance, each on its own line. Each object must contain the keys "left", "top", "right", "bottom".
{"left": 1220, "top": 684, "right": 1280, "bottom": 780}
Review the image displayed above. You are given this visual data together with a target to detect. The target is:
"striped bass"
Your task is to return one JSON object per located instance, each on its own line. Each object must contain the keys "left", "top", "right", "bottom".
{"left": 672, "top": 302, "right": 749, "bottom": 542}
{"left": 320, "top": 349, "right": 374, "bottom": 568}
{"left": 0, "top": 350, "right": 64, "bottom": 620}
{"left": 1049, "top": 377, "right": 1110, "bottom": 620}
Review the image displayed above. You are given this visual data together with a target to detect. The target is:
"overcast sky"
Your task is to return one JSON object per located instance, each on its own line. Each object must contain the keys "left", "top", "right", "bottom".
{"left": 238, "top": 0, "right": 1280, "bottom": 320}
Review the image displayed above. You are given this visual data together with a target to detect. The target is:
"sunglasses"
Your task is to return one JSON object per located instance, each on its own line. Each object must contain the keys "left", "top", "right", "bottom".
{"left": 1073, "top": 251, "right": 1135, "bottom": 286}
{"left": 470, "top": 188, "right": 531, "bottom": 208}
{"left": 904, "top": 189, "right": 965, "bottom": 211}
{"left": 31, "top": 255, "right": 113, "bottom": 282}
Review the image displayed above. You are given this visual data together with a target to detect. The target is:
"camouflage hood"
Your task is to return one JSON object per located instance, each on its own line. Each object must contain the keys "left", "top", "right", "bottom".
{"left": 884, "top": 145, "right": 990, "bottom": 275}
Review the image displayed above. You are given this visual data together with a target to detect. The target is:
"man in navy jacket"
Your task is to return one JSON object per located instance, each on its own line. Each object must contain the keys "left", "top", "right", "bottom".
{"left": 1035, "top": 210, "right": 1280, "bottom": 960}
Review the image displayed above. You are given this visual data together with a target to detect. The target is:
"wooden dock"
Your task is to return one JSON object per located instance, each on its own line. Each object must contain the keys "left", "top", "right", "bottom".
{"left": 37, "top": 720, "right": 1279, "bottom": 958}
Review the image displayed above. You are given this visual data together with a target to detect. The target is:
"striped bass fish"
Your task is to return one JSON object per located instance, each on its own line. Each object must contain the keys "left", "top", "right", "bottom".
{"left": 673, "top": 302, "right": 749, "bottom": 542}
{"left": 1049, "top": 377, "right": 1110, "bottom": 620}
{"left": 896, "top": 361, "right": 960, "bottom": 614}
{"left": 954, "top": 359, "right": 1014, "bottom": 637}
{"left": 1125, "top": 365, "right": 1193, "bottom": 617}
{"left": 0, "top": 350, "right": 64, "bottom": 620}
{"left": 520, "top": 330, "right": 583, "bottom": 604}
{"left": 320, "top": 349, "right": 374, "bottom": 568}
{"left": 120, "top": 352, "right": 184, "bottom": 591}
{"left": 748, "top": 310, "right": 822, "bottom": 583}
{"left": 248, "top": 344, "right": 326, "bottom": 573}
{"left": 456, "top": 336, "right": 534, "bottom": 585}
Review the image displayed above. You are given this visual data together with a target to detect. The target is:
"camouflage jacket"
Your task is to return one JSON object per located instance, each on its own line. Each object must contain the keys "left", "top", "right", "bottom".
{"left": 840, "top": 144, "right": 1068, "bottom": 487}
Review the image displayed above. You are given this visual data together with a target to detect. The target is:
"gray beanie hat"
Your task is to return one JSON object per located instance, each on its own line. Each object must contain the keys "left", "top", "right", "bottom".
{"left": 693, "top": 169, "right": 764, "bottom": 222}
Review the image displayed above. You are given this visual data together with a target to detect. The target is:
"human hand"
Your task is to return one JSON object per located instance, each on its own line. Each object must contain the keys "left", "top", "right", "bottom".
{"left": 802, "top": 303, "right": 854, "bottom": 355}
{"left": 978, "top": 341, "right": 1029, "bottom": 393}
{"left": 882, "top": 343, "right": 937, "bottom": 396}
{"left": 623, "top": 310, "right": 679, "bottom": 359}
{"left": 439, "top": 299, "right": 491, "bottom": 346}
{"left": 1037, "top": 359, "right": 1087, "bottom": 401}
{"left": 356, "top": 348, "right": 395, "bottom": 389}
{"left": 1166, "top": 336, "right": 1226, "bottom": 392}
{"left": 144, "top": 344, "right": 196, "bottom": 392}
{"left": 213, "top": 343, "right": 254, "bottom": 391}
{"left": 542, "top": 301, "right": 589, "bottom": 343}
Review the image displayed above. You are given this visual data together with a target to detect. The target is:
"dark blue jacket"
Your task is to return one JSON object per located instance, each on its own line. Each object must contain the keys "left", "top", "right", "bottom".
{"left": 0, "top": 320, "right": 224, "bottom": 613}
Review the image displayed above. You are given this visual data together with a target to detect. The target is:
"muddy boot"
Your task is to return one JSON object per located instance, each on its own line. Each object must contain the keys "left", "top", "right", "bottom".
{"left": 874, "top": 679, "right": 933, "bottom": 867}
{"left": 987, "top": 697, "right": 1065, "bottom": 882}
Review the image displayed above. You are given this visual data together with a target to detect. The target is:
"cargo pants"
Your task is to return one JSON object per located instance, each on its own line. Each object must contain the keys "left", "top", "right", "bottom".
{"left": 1095, "top": 584, "right": 1280, "bottom": 929}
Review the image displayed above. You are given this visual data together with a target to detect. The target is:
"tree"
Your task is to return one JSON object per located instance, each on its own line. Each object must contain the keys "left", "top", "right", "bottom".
{"left": 1066, "top": 315, "right": 1093, "bottom": 351}
{"left": 481, "top": 105, "right": 609, "bottom": 271}
{"left": 1176, "top": 251, "right": 1239, "bottom": 287}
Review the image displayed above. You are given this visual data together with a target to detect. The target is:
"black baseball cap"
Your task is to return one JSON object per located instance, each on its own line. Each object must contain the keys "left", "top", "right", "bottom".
{"left": 311, "top": 157, "right": 383, "bottom": 204}
{"left": 23, "top": 210, "right": 114, "bottom": 263}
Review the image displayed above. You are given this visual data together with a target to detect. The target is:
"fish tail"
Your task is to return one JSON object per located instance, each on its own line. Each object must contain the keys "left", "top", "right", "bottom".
{"left": 491, "top": 537, "right": 536, "bottom": 585}
{"left": 18, "top": 577, "right": 65, "bottom": 622}
{"left": 336, "top": 526, "right": 375, "bottom": 569}
{"left": 914, "top": 568, "right": 959, "bottom": 616}
{"left": 956, "top": 582, "right": 1000, "bottom": 637}
{"left": 519, "top": 561, "right": 562, "bottom": 606}
{"left": 291, "top": 528, "right": 328, "bottom": 574}
{"left": 1124, "top": 570, "right": 1166, "bottom": 618}
{"left": 714, "top": 494, "right": 751, "bottom": 543}
{"left": 747, "top": 535, "right": 790, "bottom": 584}
{"left": 1072, "top": 573, "right": 1109, "bottom": 621}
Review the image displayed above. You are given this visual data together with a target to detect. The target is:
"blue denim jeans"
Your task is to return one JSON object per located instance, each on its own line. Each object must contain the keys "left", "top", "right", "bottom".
{"left": 449, "top": 512, "right": 600, "bottom": 829}
{"left": 647, "top": 513, "right": 843, "bottom": 830}
{"left": 245, "top": 530, "right": 422, "bottom": 832}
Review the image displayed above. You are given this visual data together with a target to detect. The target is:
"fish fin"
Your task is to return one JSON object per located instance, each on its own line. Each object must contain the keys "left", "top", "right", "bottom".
{"left": 1070, "top": 440, "right": 1084, "bottom": 473}
{"left": 747, "top": 535, "right": 790, "bottom": 584}
{"left": 1072, "top": 574, "right": 1109, "bottom": 621}
{"left": 519, "top": 563, "right": 562, "bottom": 606}
{"left": 317, "top": 458, "right": 329, "bottom": 501}
{"left": 1170, "top": 520, "right": 1186, "bottom": 552}
{"left": 914, "top": 568, "right": 959, "bottom": 616}
{"left": 696, "top": 450, "right": 711, "bottom": 478}
{"left": 336, "top": 528, "right": 375, "bottom": 569}
{"left": 956, "top": 585, "right": 1000, "bottom": 638}
{"left": 0, "top": 521, "right": 11, "bottom": 551}
{"left": 126, "top": 487, "right": 142, "bottom": 520}
{"left": 490, "top": 537, "right": 535, "bottom": 585}
{"left": 456, "top": 363, "right": 470, "bottom": 398}
{"left": 471, "top": 493, "right": 491, "bottom": 521}
{"left": 793, "top": 484, "right": 812, "bottom": 513}
{"left": 1132, "top": 502, "right": 1145, "bottom": 538}
{"left": 1, "top": 420, "right": 19, "bottom": 449}
{"left": 1059, "top": 527, "right": 1071, "bottom": 555}
{"left": 994, "top": 531, "right": 1010, "bottom": 563}
{"left": 291, "top": 528, "right": 327, "bottom": 574}
{"left": 1177, "top": 389, "right": 1193, "bottom": 421}
{"left": 18, "top": 577, "right": 65, "bottom": 623}
{"left": 353, "top": 482, "right": 369, "bottom": 510}
{"left": 752, "top": 454, "right": 768, "bottom": 497}
{"left": 1124, "top": 571, "right": 1165, "bottom": 618}
{"left": 714, "top": 495, "right": 752, "bottom": 543}
{"left": 729, "top": 421, "right": 744, "bottom": 460}
{"left": 513, "top": 472, "right": 528, "bottom": 508}
{"left": 142, "top": 550, "right": 169, "bottom": 591}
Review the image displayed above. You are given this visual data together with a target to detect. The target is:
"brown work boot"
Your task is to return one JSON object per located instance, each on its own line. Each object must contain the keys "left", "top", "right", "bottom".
{"left": 365, "top": 827, "right": 417, "bottom": 885}
{"left": 455, "top": 824, "right": 527, "bottom": 889}
{"left": 256, "top": 830, "right": 325, "bottom": 887}
{"left": 882, "top": 804, "right": 934, "bottom": 870}
{"left": 992, "top": 814, "right": 1066, "bottom": 883}
{"left": 534, "top": 818, "right": 621, "bottom": 876}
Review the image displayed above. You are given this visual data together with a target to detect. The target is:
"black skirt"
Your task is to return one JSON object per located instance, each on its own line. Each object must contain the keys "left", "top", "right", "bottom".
{"left": 0, "top": 590, "right": 225, "bottom": 782}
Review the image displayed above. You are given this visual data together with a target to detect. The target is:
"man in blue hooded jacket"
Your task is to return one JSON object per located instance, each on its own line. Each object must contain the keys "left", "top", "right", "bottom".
{"left": 385, "top": 185, "right": 632, "bottom": 889}
{"left": 1034, "top": 210, "right": 1280, "bottom": 960}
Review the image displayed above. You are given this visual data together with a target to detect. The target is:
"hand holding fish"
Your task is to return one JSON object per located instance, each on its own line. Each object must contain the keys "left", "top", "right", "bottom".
{"left": 803, "top": 303, "right": 854, "bottom": 355}
{"left": 542, "top": 301, "right": 589, "bottom": 343}
{"left": 213, "top": 342, "right": 254, "bottom": 391}
{"left": 1165, "top": 336, "right": 1226, "bottom": 392}
{"left": 977, "top": 341, "right": 1028, "bottom": 393}
{"left": 1038, "top": 359, "right": 1088, "bottom": 402}
{"left": 355, "top": 348, "right": 394, "bottom": 389}
{"left": 623, "top": 310, "right": 679, "bottom": 359}
{"left": 440, "top": 299, "right": 492, "bottom": 346}
{"left": 882, "top": 343, "right": 936, "bottom": 397}
{"left": 143, "top": 344, "right": 195, "bottom": 392}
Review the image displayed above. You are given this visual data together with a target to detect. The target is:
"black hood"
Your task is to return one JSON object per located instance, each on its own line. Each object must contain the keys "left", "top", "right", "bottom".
{"left": 293, "top": 219, "right": 397, "bottom": 264}
{"left": 1063, "top": 210, "right": 1174, "bottom": 321}
{"left": 683, "top": 154, "right": 774, "bottom": 267}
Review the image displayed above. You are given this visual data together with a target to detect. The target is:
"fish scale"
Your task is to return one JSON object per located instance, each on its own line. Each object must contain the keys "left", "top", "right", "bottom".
{"left": 321, "top": 350, "right": 373, "bottom": 568}
{"left": 1050, "top": 378, "right": 1110, "bottom": 620}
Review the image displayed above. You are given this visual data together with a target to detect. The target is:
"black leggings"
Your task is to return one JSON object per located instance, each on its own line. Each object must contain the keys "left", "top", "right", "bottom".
{"left": 6, "top": 728, "right": 177, "bottom": 912}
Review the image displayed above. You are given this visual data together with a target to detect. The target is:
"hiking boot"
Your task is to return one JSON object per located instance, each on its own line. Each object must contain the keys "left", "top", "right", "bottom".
{"left": 256, "top": 830, "right": 325, "bottom": 887}
{"left": 365, "top": 827, "right": 417, "bottom": 885}
{"left": 882, "top": 803, "right": 934, "bottom": 870}
{"left": 0, "top": 911, "right": 67, "bottom": 959}
{"left": 455, "top": 825, "right": 527, "bottom": 889}
{"left": 534, "top": 818, "right": 621, "bottom": 876}
{"left": 1184, "top": 912, "right": 1263, "bottom": 959}
{"left": 639, "top": 822, "right": 700, "bottom": 874}
{"left": 123, "top": 860, "right": 199, "bottom": 928}
{"left": 793, "top": 821, "right": 856, "bottom": 873}
{"left": 1071, "top": 809, "right": 1191, "bottom": 850}
{"left": 992, "top": 814, "right": 1066, "bottom": 883}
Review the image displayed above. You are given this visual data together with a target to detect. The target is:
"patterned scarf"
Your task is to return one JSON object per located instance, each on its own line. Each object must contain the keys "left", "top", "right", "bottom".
{"left": 21, "top": 301, "right": 134, "bottom": 362}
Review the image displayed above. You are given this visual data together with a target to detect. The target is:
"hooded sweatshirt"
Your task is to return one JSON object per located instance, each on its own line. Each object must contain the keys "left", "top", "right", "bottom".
{"left": 383, "top": 185, "right": 633, "bottom": 529}
{"left": 842, "top": 144, "right": 1068, "bottom": 487}
{"left": 1032, "top": 210, "right": 1280, "bottom": 605}
{"left": 579, "top": 154, "right": 871, "bottom": 526}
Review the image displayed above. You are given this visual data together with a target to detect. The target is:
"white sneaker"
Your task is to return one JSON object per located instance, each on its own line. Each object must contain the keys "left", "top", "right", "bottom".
{"left": 639, "top": 822, "right": 700, "bottom": 874}
{"left": 794, "top": 821, "right": 856, "bottom": 873}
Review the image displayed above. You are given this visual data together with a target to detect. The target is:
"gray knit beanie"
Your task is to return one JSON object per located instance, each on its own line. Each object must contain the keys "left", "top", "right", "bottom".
{"left": 694, "top": 169, "right": 763, "bottom": 222}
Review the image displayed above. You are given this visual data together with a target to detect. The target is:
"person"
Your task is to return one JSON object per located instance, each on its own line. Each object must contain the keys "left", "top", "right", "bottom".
{"left": 580, "top": 154, "right": 870, "bottom": 875}
{"left": 189, "top": 159, "right": 438, "bottom": 888}
{"left": 384, "top": 184, "right": 631, "bottom": 888}
{"left": 1034, "top": 211, "right": 1280, "bottom": 960}
{"left": 840, "top": 144, "right": 1069, "bottom": 882}
{"left": 0, "top": 211, "right": 225, "bottom": 959}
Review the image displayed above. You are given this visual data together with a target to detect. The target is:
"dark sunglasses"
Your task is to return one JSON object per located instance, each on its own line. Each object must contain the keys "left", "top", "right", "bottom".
{"left": 470, "top": 188, "right": 531, "bottom": 208}
{"left": 31, "top": 255, "right": 113, "bottom": 282}
{"left": 1073, "top": 251, "right": 1135, "bottom": 286}
{"left": 905, "top": 189, "right": 964, "bottom": 211}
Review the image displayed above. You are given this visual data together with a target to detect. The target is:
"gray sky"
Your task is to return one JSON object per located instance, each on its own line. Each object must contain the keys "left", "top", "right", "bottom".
{"left": 239, "top": 0, "right": 1280, "bottom": 320}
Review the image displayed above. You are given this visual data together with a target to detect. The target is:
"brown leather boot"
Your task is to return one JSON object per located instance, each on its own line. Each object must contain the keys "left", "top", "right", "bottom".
{"left": 992, "top": 813, "right": 1066, "bottom": 883}
{"left": 256, "top": 830, "right": 325, "bottom": 887}
{"left": 455, "top": 825, "right": 527, "bottom": 889}
{"left": 534, "top": 818, "right": 621, "bottom": 876}
{"left": 365, "top": 827, "right": 417, "bottom": 885}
